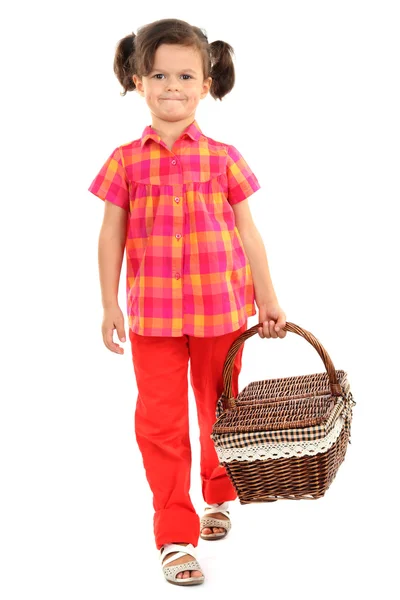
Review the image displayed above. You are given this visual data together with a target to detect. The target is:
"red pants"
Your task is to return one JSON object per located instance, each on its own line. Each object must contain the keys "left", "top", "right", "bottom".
{"left": 129, "top": 319, "right": 248, "bottom": 550}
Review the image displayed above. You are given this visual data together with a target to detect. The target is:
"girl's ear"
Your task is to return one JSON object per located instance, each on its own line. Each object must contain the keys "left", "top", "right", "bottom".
{"left": 133, "top": 75, "right": 144, "bottom": 94}
{"left": 201, "top": 77, "right": 212, "bottom": 98}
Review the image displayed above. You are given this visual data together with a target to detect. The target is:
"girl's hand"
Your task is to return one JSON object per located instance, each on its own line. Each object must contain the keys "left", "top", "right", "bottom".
{"left": 256, "top": 301, "right": 287, "bottom": 339}
{"left": 102, "top": 305, "right": 126, "bottom": 354}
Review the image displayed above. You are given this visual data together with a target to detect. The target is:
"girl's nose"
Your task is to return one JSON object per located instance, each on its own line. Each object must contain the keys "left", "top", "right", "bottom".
{"left": 166, "top": 77, "right": 181, "bottom": 90}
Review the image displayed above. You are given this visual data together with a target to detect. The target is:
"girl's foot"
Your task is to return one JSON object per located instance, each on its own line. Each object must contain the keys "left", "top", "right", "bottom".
{"left": 201, "top": 510, "right": 229, "bottom": 536}
{"left": 161, "top": 542, "right": 203, "bottom": 580}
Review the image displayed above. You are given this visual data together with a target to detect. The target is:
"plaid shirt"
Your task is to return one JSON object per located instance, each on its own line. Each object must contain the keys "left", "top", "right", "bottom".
{"left": 88, "top": 119, "right": 261, "bottom": 337}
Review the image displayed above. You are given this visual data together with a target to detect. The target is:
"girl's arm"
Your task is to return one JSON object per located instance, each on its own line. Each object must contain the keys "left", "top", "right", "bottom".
{"left": 232, "top": 198, "right": 287, "bottom": 339}
{"left": 232, "top": 199, "right": 278, "bottom": 304}
{"left": 98, "top": 201, "right": 128, "bottom": 309}
{"left": 239, "top": 225, "right": 278, "bottom": 305}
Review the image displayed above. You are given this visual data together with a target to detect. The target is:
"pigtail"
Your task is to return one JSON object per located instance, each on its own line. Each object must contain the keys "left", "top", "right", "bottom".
{"left": 209, "top": 40, "right": 235, "bottom": 101}
{"left": 113, "top": 32, "right": 137, "bottom": 96}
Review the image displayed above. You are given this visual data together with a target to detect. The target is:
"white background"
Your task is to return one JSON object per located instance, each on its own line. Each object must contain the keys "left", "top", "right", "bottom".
{"left": 1, "top": 0, "right": 399, "bottom": 597}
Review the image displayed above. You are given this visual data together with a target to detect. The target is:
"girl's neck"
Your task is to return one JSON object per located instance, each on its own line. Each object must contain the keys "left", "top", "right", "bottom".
{"left": 150, "top": 115, "right": 196, "bottom": 147}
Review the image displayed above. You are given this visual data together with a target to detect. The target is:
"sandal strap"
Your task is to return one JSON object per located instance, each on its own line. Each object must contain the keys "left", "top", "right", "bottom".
{"left": 160, "top": 543, "right": 197, "bottom": 566}
{"left": 204, "top": 502, "right": 230, "bottom": 518}
{"left": 200, "top": 515, "right": 232, "bottom": 530}
{"left": 204, "top": 508, "right": 230, "bottom": 518}
{"left": 206, "top": 502, "right": 229, "bottom": 510}
{"left": 162, "top": 559, "right": 203, "bottom": 582}
{"left": 205, "top": 501, "right": 230, "bottom": 512}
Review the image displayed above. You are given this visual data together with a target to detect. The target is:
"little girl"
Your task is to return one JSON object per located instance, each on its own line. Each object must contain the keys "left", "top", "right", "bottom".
{"left": 88, "top": 18, "right": 287, "bottom": 586}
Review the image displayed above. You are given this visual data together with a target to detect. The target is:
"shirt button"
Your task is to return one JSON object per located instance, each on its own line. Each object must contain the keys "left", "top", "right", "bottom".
{"left": 174, "top": 197, "right": 180, "bottom": 203}
{"left": 175, "top": 272, "right": 181, "bottom": 279}
{"left": 175, "top": 233, "right": 181, "bottom": 239}
{"left": 171, "top": 159, "right": 177, "bottom": 165}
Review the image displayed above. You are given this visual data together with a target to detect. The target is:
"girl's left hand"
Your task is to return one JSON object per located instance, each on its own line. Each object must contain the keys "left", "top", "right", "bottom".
{"left": 256, "top": 301, "right": 287, "bottom": 339}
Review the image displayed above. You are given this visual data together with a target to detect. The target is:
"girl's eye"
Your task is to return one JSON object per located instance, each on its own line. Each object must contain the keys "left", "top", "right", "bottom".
{"left": 153, "top": 74, "right": 192, "bottom": 80}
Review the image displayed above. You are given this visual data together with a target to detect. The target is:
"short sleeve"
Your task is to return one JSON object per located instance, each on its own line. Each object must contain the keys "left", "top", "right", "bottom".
{"left": 88, "top": 146, "right": 129, "bottom": 211}
{"left": 226, "top": 144, "right": 261, "bottom": 205}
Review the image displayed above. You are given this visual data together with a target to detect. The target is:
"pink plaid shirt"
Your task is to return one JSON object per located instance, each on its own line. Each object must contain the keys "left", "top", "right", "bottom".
{"left": 88, "top": 119, "right": 261, "bottom": 337}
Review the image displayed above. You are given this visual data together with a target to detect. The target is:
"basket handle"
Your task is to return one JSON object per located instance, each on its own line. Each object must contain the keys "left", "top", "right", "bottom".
{"left": 220, "top": 321, "right": 343, "bottom": 410}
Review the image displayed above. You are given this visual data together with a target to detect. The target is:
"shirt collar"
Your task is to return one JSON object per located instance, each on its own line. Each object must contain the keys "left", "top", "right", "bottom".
{"left": 140, "top": 119, "right": 203, "bottom": 149}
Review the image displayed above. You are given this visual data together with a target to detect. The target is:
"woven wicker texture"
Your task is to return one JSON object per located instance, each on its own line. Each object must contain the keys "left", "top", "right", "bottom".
{"left": 211, "top": 321, "right": 356, "bottom": 503}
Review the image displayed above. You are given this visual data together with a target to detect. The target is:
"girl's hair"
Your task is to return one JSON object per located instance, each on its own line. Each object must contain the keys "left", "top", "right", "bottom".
{"left": 113, "top": 18, "right": 235, "bottom": 101}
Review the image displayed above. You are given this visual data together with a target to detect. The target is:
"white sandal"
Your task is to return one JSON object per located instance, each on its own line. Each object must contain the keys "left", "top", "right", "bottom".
{"left": 159, "top": 543, "right": 205, "bottom": 586}
{"left": 200, "top": 501, "right": 232, "bottom": 540}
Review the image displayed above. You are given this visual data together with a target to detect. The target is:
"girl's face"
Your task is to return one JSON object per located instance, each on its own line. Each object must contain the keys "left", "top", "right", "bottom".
{"left": 133, "top": 44, "right": 212, "bottom": 123}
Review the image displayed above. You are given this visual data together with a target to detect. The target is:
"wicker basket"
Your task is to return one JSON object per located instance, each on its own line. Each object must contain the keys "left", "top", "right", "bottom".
{"left": 211, "top": 321, "right": 356, "bottom": 504}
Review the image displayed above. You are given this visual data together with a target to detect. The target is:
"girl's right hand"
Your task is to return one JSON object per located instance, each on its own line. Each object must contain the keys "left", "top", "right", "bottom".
{"left": 102, "top": 305, "right": 126, "bottom": 354}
